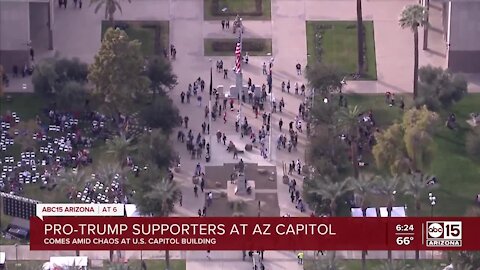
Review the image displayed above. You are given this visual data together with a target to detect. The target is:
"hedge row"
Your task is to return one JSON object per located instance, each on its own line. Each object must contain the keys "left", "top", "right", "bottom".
{"left": 211, "top": 0, "right": 263, "bottom": 17}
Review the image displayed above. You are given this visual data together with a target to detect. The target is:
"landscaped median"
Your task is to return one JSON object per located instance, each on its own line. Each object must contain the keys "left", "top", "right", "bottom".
{"left": 204, "top": 0, "right": 271, "bottom": 20}
{"left": 101, "top": 21, "right": 169, "bottom": 56}
{"left": 306, "top": 21, "right": 377, "bottom": 80}
{"left": 204, "top": 38, "right": 272, "bottom": 56}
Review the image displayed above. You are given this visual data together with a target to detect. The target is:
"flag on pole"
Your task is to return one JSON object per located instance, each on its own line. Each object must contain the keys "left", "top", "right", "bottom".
{"left": 235, "top": 42, "right": 242, "bottom": 73}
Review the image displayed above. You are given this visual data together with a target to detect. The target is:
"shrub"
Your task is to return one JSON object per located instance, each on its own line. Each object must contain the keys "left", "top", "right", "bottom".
{"left": 416, "top": 65, "right": 468, "bottom": 111}
{"left": 56, "top": 81, "right": 87, "bottom": 112}
{"left": 32, "top": 57, "right": 88, "bottom": 95}
{"left": 466, "top": 128, "right": 480, "bottom": 159}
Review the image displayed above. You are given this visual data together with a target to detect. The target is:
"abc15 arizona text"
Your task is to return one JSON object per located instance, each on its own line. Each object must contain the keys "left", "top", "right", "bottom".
{"left": 426, "top": 221, "right": 462, "bottom": 247}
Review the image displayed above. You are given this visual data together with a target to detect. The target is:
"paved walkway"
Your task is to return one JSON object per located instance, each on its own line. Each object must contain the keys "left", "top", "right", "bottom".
{"left": 1, "top": 0, "right": 454, "bottom": 268}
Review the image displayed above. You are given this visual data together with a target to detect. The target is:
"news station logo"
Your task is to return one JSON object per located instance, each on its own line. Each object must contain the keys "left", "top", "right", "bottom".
{"left": 426, "top": 221, "right": 462, "bottom": 247}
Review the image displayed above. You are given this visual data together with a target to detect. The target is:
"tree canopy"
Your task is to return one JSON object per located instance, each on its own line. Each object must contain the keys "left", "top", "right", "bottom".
{"left": 140, "top": 96, "right": 181, "bottom": 133}
{"left": 146, "top": 56, "right": 178, "bottom": 95}
{"left": 416, "top": 65, "right": 468, "bottom": 111}
{"left": 90, "top": 0, "right": 131, "bottom": 23}
{"left": 305, "top": 62, "right": 344, "bottom": 97}
{"left": 130, "top": 164, "right": 180, "bottom": 217}
{"left": 88, "top": 28, "right": 149, "bottom": 114}
{"left": 373, "top": 106, "right": 438, "bottom": 174}
{"left": 135, "top": 129, "right": 173, "bottom": 170}
{"left": 32, "top": 57, "right": 88, "bottom": 96}
{"left": 399, "top": 5, "right": 426, "bottom": 31}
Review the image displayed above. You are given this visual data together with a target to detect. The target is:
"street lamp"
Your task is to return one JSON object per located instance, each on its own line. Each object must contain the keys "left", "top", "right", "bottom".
{"left": 15, "top": 243, "right": 18, "bottom": 269}
{"left": 208, "top": 59, "right": 213, "bottom": 145}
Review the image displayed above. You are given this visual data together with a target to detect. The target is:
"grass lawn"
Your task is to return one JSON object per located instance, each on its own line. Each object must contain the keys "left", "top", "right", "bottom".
{"left": 204, "top": 0, "right": 271, "bottom": 20}
{"left": 204, "top": 38, "right": 272, "bottom": 56}
{"left": 348, "top": 93, "right": 480, "bottom": 216}
{"left": 0, "top": 93, "right": 47, "bottom": 120}
{"left": 100, "top": 259, "right": 186, "bottom": 270}
{"left": 5, "top": 261, "right": 45, "bottom": 270}
{"left": 101, "top": 21, "right": 169, "bottom": 56}
{"left": 306, "top": 21, "right": 377, "bottom": 80}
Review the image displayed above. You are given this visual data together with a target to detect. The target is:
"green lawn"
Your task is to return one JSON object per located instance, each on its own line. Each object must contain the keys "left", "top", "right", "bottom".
{"left": 101, "top": 21, "right": 169, "bottom": 56}
{"left": 204, "top": 38, "right": 272, "bottom": 56}
{"left": 100, "top": 259, "right": 186, "bottom": 270}
{"left": 0, "top": 93, "right": 46, "bottom": 120}
{"left": 348, "top": 93, "right": 480, "bottom": 216}
{"left": 306, "top": 21, "right": 377, "bottom": 80}
{"left": 204, "top": 0, "right": 271, "bottom": 20}
{"left": 5, "top": 261, "right": 44, "bottom": 270}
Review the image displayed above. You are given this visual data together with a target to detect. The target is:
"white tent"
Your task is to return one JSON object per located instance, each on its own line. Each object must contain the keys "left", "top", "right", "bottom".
{"left": 351, "top": 207, "right": 378, "bottom": 217}
{"left": 366, "top": 208, "right": 377, "bottom": 217}
{"left": 125, "top": 204, "right": 141, "bottom": 217}
{"left": 379, "top": 207, "right": 407, "bottom": 217}
{"left": 43, "top": 256, "right": 88, "bottom": 270}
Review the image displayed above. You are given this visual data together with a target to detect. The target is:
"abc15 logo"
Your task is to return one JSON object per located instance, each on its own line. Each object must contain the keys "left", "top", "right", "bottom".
{"left": 426, "top": 221, "right": 462, "bottom": 240}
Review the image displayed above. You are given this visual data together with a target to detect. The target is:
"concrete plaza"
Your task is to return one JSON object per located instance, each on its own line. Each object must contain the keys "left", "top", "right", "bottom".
{"left": 1, "top": 0, "right": 451, "bottom": 268}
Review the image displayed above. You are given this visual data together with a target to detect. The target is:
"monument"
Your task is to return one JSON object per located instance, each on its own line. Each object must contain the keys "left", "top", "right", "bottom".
{"left": 227, "top": 159, "right": 255, "bottom": 201}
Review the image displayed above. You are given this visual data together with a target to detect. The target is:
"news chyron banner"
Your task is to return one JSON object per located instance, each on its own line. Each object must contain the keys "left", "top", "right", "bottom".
{"left": 31, "top": 204, "right": 479, "bottom": 250}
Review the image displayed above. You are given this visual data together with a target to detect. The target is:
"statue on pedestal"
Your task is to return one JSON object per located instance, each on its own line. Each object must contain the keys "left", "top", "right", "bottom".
{"left": 233, "top": 15, "right": 244, "bottom": 34}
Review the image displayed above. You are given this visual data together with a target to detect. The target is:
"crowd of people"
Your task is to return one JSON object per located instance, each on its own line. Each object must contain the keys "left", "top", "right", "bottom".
{"left": 0, "top": 103, "right": 146, "bottom": 204}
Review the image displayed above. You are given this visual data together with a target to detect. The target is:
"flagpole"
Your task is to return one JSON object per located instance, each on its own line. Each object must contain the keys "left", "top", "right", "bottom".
{"left": 235, "top": 20, "right": 244, "bottom": 128}
{"left": 209, "top": 59, "right": 213, "bottom": 145}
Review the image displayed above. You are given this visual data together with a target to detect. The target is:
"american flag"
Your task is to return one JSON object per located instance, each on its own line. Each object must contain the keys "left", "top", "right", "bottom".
{"left": 234, "top": 42, "right": 241, "bottom": 73}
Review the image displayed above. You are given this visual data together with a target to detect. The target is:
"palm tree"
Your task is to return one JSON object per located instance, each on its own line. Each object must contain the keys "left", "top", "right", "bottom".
{"left": 105, "top": 133, "right": 136, "bottom": 167}
{"left": 403, "top": 173, "right": 432, "bottom": 215}
{"left": 356, "top": 0, "right": 365, "bottom": 75}
{"left": 348, "top": 173, "right": 376, "bottom": 270}
{"left": 374, "top": 174, "right": 403, "bottom": 262}
{"left": 306, "top": 176, "right": 352, "bottom": 217}
{"left": 336, "top": 105, "right": 362, "bottom": 178}
{"left": 134, "top": 168, "right": 180, "bottom": 270}
{"left": 399, "top": 4, "right": 427, "bottom": 98}
{"left": 94, "top": 161, "right": 128, "bottom": 262}
{"left": 90, "top": 0, "right": 131, "bottom": 25}
{"left": 54, "top": 168, "right": 89, "bottom": 194}
{"left": 403, "top": 173, "right": 431, "bottom": 261}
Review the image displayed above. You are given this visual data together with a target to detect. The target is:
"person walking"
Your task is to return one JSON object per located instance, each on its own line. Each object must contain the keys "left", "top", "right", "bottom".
{"left": 279, "top": 118, "right": 283, "bottom": 131}
{"left": 207, "top": 250, "right": 211, "bottom": 259}
{"left": 221, "top": 20, "right": 225, "bottom": 30}
{"left": 184, "top": 116, "right": 189, "bottom": 128}
{"left": 194, "top": 185, "right": 198, "bottom": 197}
{"left": 29, "top": 47, "right": 35, "bottom": 61}
{"left": 297, "top": 252, "right": 304, "bottom": 265}
{"left": 296, "top": 63, "right": 302, "bottom": 75}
